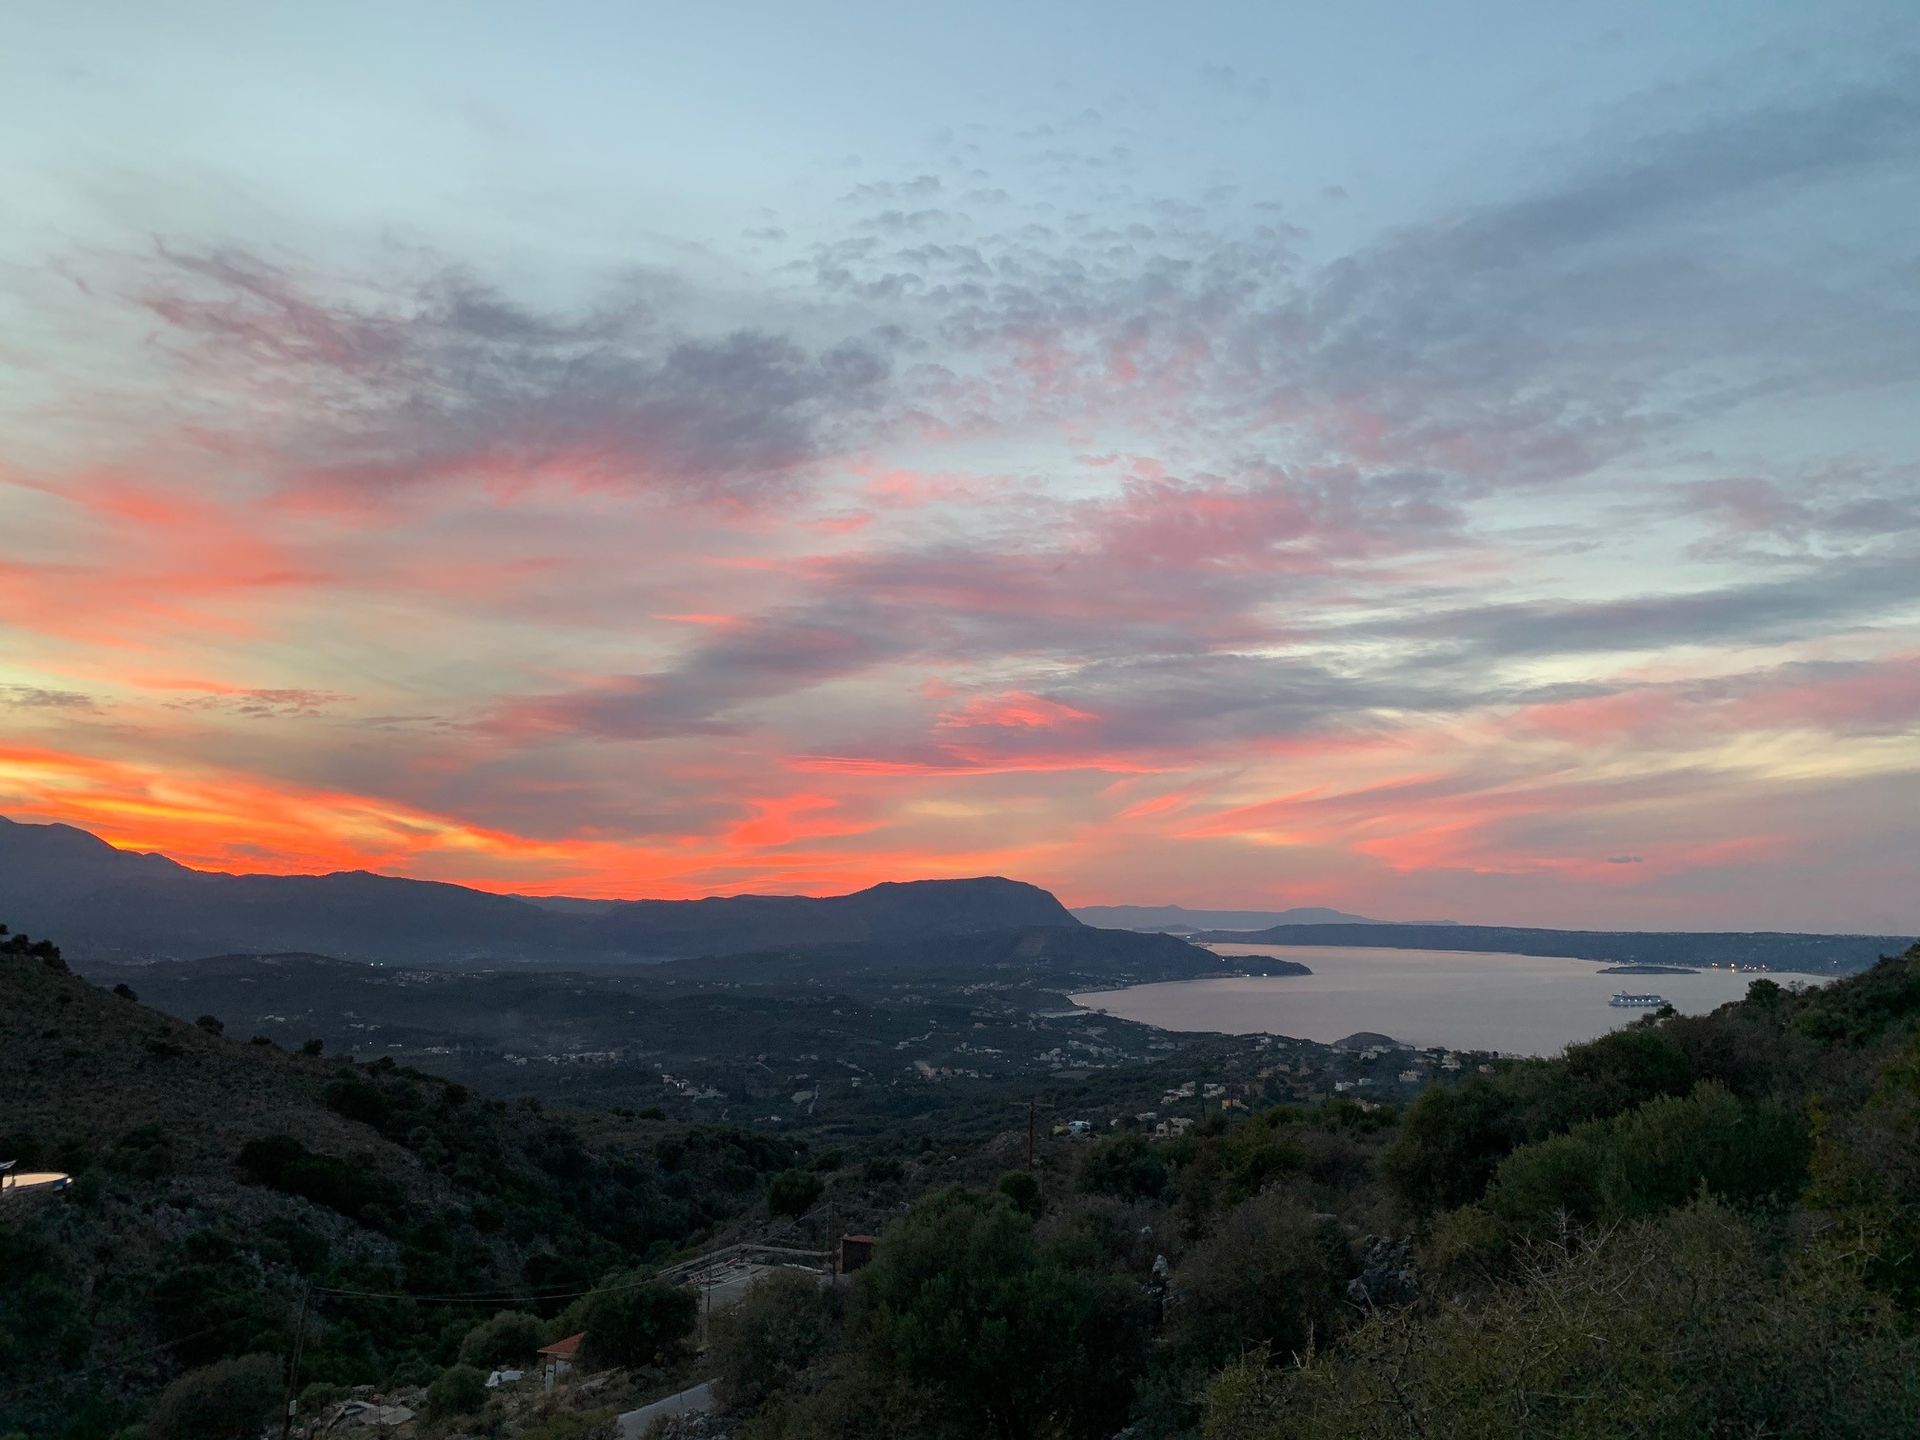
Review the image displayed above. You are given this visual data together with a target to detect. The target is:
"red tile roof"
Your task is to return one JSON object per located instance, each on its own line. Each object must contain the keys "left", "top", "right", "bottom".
{"left": 538, "top": 1332, "right": 585, "bottom": 1357}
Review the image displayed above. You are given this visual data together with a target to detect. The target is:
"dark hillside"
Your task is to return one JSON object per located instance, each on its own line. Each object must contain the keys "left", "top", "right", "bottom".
{"left": 0, "top": 928, "right": 773, "bottom": 1439}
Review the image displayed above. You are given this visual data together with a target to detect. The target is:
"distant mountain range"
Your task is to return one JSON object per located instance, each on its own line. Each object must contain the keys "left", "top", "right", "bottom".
{"left": 1193, "top": 921, "right": 1913, "bottom": 976}
{"left": 0, "top": 815, "right": 1078, "bottom": 965}
{"left": 13, "top": 815, "right": 1898, "bottom": 979}
{"left": 1073, "top": 903, "right": 1392, "bottom": 932}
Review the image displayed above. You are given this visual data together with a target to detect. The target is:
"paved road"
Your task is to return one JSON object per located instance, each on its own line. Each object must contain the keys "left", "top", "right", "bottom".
{"left": 617, "top": 1380, "right": 715, "bottom": 1437}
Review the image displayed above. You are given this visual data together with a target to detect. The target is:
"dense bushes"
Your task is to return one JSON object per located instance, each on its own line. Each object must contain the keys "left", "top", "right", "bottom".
{"left": 149, "top": 1258, "right": 288, "bottom": 1368}
{"left": 1167, "top": 1194, "right": 1348, "bottom": 1370}
{"left": 997, "top": 1168, "right": 1042, "bottom": 1216}
{"left": 425, "top": 1364, "right": 489, "bottom": 1418}
{"left": 767, "top": 1167, "right": 823, "bottom": 1218}
{"left": 235, "top": 1133, "right": 401, "bottom": 1226}
{"left": 0, "top": 1227, "right": 87, "bottom": 1381}
{"left": 853, "top": 1188, "right": 1153, "bottom": 1440}
{"left": 710, "top": 1270, "right": 843, "bottom": 1408}
{"left": 709, "top": 947, "right": 1920, "bottom": 1439}
{"left": 1078, "top": 1133, "right": 1168, "bottom": 1201}
{"left": 576, "top": 1275, "right": 697, "bottom": 1369}
{"left": 1200, "top": 947, "right": 1920, "bottom": 1438}
{"left": 1486, "top": 1081, "right": 1810, "bottom": 1229}
{"left": 1808, "top": 1028, "right": 1920, "bottom": 1308}
{"left": 1382, "top": 995, "right": 1819, "bottom": 1217}
{"left": 1203, "top": 1200, "right": 1920, "bottom": 1439}
{"left": 457, "top": 1310, "right": 547, "bottom": 1368}
{"left": 145, "top": 1353, "right": 281, "bottom": 1440}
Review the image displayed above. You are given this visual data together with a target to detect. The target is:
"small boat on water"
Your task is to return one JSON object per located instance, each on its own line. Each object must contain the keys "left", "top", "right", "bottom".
{"left": 1609, "top": 991, "right": 1668, "bottom": 1009}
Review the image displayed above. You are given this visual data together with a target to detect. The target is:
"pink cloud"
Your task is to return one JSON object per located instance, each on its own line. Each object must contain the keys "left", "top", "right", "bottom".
{"left": 938, "top": 691, "right": 1098, "bottom": 731}
{"left": 1516, "top": 655, "right": 1920, "bottom": 743}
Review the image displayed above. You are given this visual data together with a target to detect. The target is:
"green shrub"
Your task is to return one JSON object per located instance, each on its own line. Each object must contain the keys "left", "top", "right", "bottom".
{"left": 234, "top": 1134, "right": 401, "bottom": 1224}
{"left": 1486, "top": 1082, "right": 1811, "bottom": 1231}
{"left": 710, "top": 1270, "right": 841, "bottom": 1407}
{"left": 1167, "top": 1194, "right": 1348, "bottom": 1370}
{"left": 997, "top": 1169, "right": 1043, "bottom": 1217}
{"left": 854, "top": 1188, "right": 1151, "bottom": 1440}
{"left": 148, "top": 1263, "right": 284, "bottom": 1367}
{"left": 1485, "top": 1131, "right": 1607, "bottom": 1225}
{"left": 1418, "top": 1204, "right": 1511, "bottom": 1287}
{"left": 767, "top": 1167, "right": 823, "bottom": 1218}
{"left": 425, "top": 1365, "right": 489, "bottom": 1419}
{"left": 296, "top": 1381, "right": 346, "bottom": 1413}
{"left": 1201, "top": 1199, "right": 1920, "bottom": 1440}
{"left": 110, "top": 1124, "right": 176, "bottom": 1180}
{"left": 1078, "top": 1133, "right": 1168, "bottom": 1201}
{"left": 1219, "top": 1130, "right": 1307, "bottom": 1205}
{"left": 579, "top": 1275, "right": 697, "bottom": 1368}
{"left": 458, "top": 1310, "right": 547, "bottom": 1369}
{"left": 145, "top": 1353, "right": 280, "bottom": 1440}
{"left": 1034, "top": 1196, "right": 1141, "bottom": 1273}
{"left": 325, "top": 1077, "right": 395, "bottom": 1129}
{"left": 1379, "top": 1078, "right": 1524, "bottom": 1214}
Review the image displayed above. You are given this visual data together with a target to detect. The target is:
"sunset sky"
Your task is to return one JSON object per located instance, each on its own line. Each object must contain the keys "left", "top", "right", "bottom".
{"left": 2, "top": 2, "right": 1917, "bottom": 931}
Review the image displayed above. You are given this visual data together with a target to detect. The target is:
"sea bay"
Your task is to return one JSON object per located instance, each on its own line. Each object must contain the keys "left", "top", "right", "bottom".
{"left": 1072, "top": 943, "right": 1832, "bottom": 1056}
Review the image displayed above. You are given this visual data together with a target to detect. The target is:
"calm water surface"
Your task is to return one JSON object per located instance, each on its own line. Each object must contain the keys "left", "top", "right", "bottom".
{"left": 1072, "top": 944, "right": 1830, "bottom": 1056}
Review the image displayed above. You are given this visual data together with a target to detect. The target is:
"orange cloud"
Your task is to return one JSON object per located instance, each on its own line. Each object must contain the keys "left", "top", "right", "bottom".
{"left": 722, "top": 792, "right": 875, "bottom": 849}
{"left": 0, "top": 740, "right": 1054, "bottom": 900}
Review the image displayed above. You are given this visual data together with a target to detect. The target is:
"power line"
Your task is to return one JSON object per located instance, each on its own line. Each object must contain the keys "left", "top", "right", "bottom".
{"left": 312, "top": 1269, "right": 672, "bottom": 1306}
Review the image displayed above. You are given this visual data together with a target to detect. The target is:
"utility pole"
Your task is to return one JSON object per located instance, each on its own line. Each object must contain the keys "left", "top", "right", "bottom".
{"left": 1009, "top": 1096, "right": 1051, "bottom": 1170}
{"left": 281, "top": 1281, "right": 312, "bottom": 1440}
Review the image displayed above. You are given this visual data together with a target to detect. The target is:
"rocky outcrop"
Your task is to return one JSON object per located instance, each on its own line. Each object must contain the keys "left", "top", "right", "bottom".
{"left": 1347, "top": 1234, "right": 1419, "bottom": 1308}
